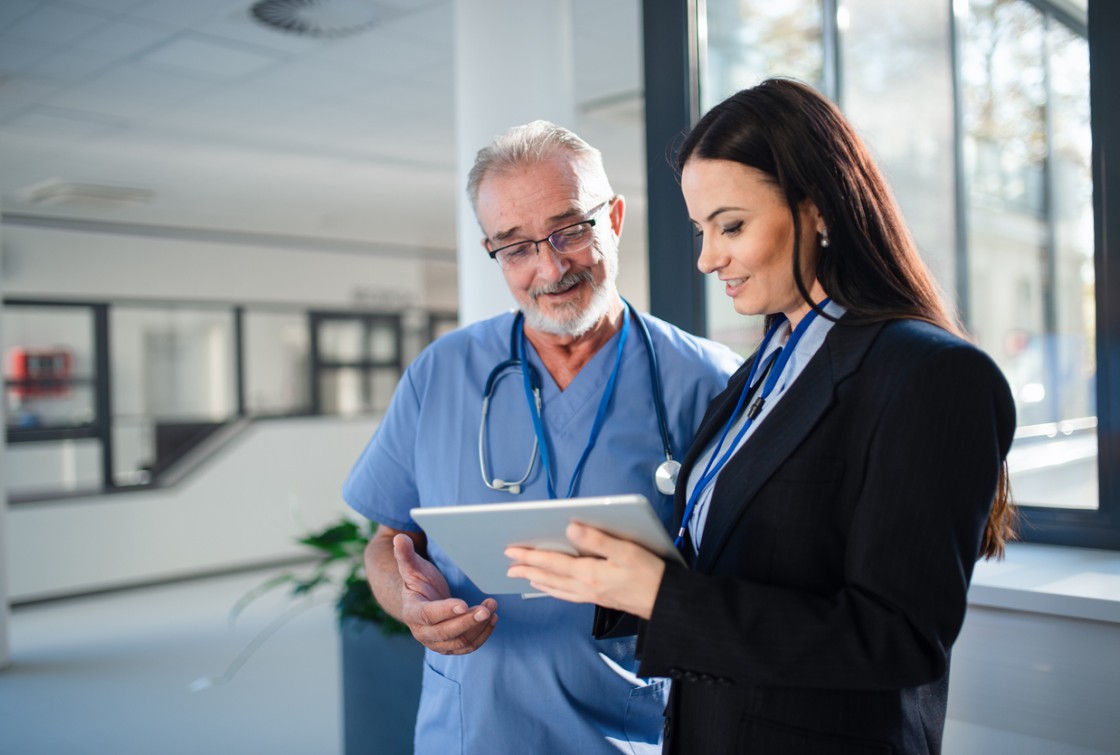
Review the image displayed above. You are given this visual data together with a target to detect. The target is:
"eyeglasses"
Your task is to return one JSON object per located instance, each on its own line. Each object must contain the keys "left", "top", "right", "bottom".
{"left": 487, "top": 200, "right": 612, "bottom": 270}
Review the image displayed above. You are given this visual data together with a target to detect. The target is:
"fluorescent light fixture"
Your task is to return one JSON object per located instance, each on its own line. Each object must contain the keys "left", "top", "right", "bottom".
{"left": 18, "top": 178, "right": 156, "bottom": 206}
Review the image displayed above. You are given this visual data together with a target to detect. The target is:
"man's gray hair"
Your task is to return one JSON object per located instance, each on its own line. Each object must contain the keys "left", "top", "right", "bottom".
{"left": 467, "top": 120, "right": 612, "bottom": 217}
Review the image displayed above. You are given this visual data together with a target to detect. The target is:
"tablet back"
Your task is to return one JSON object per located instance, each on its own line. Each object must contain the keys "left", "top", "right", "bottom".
{"left": 411, "top": 494, "right": 683, "bottom": 596}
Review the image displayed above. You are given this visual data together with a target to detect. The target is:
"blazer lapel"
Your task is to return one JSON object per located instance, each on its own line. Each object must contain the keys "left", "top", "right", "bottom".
{"left": 672, "top": 358, "right": 756, "bottom": 516}
{"left": 693, "top": 317, "right": 887, "bottom": 573}
{"left": 670, "top": 358, "right": 756, "bottom": 566}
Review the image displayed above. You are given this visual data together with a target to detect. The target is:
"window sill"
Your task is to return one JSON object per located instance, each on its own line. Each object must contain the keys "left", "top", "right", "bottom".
{"left": 968, "top": 542, "right": 1120, "bottom": 625}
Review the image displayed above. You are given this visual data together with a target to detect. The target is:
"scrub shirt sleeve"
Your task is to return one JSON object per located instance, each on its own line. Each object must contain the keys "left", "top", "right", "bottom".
{"left": 341, "top": 365, "right": 424, "bottom": 532}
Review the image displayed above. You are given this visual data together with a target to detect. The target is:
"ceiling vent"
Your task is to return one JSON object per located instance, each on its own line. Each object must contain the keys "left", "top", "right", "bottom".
{"left": 249, "top": 0, "right": 383, "bottom": 38}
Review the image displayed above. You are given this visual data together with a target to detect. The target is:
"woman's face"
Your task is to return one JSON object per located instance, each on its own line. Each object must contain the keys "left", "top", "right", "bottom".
{"left": 681, "top": 157, "right": 825, "bottom": 328}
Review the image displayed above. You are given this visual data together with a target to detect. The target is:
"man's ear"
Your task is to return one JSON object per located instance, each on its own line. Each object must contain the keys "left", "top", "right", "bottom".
{"left": 609, "top": 194, "right": 625, "bottom": 237}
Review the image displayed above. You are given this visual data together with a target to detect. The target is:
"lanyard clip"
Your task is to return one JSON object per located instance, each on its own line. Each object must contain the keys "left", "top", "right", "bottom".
{"left": 747, "top": 397, "right": 765, "bottom": 420}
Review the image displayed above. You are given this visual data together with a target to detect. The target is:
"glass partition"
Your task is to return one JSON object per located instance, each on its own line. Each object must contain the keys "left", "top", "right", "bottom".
{"left": 312, "top": 312, "right": 403, "bottom": 417}
{"left": 3, "top": 299, "right": 441, "bottom": 500}
{"left": 110, "top": 305, "right": 237, "bottom": 485}
{"left": 4, "top": 306, "right": 96, "bottom": 432}
{"left": 244, "top": 309, "right": 310, "bottom": 416}
{"left": 3, "top": 302, "right": 103, "bottom": 497}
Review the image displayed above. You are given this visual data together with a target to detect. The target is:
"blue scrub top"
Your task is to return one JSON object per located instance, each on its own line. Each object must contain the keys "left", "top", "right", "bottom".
{"left": 343, "top": 310, "right": 739, "bottom": 755}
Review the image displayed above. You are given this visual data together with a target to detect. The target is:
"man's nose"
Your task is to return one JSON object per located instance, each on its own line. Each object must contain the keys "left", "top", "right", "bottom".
{"left": 534, "top": 240, "right": 570, "bottom": 279}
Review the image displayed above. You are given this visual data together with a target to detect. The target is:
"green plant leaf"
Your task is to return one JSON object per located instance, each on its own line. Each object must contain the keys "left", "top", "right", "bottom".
{"left": 233, "top": 517, "right": 408, "bottom": 637}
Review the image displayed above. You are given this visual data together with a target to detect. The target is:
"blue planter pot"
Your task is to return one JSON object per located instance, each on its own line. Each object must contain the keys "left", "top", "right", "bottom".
{"left": 340, "top": 622, "right": 425, "bottom": 755}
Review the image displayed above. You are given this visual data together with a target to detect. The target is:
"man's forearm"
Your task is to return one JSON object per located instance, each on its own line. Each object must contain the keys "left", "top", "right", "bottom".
{"left": 365, "top": 530, "right": 409, "bottom": 621}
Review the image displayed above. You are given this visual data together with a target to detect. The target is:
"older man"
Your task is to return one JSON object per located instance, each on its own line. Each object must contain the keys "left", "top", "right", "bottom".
{"left": 343, "top": 121, "right": 739, "bottom": 754}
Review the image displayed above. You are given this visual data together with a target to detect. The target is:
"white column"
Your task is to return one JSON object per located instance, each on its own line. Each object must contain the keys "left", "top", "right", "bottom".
{"left": 454, "top": 0, "right": 577, "bottom": 325}
{"left": 0, "top": 207, "right": 10, "bottom": 670}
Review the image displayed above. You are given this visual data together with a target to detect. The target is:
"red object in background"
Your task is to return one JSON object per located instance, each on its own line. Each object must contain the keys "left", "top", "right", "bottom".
{"left": 8, "top": 347, "right": 73, "bottom": 397}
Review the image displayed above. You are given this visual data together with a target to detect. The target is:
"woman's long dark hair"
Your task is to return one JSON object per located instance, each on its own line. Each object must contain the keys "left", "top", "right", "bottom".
{"left": 677, "top": 78, "right": 1014, "bottom": 559}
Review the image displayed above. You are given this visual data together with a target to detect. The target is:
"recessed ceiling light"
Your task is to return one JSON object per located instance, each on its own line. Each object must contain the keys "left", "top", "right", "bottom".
{"left": 250, "top": 0, "right": 383, "bottom": 38}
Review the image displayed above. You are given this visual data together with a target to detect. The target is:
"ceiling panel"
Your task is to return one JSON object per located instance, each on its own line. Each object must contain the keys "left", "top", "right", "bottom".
{"left": 71, "top": 16, "right": 176, "bottom": 57}
{"left": 0, "top": 0, "right": 643, "bottom": 258}
{"left": 136, "top": 33, "right": 290, "bottom": 79}
{"left": 4, "top": 4, "right": 114, "bottom": 46}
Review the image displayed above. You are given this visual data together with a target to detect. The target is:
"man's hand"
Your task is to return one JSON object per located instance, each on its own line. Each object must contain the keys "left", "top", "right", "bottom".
{"left": 392, "top": 534, "right": 499, "bottom": 655}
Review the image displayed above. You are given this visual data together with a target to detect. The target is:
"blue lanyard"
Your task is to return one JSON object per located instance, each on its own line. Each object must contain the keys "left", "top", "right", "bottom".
{"left": 519, "top": 302, "right": 632, "bottom": 499}
{"left": 675, "top": 300, "right": 830, "bottom": 547}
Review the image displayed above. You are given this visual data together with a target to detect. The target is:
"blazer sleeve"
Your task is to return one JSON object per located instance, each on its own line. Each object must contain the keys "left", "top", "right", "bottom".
{"left": 636, "top": 341, "right": 1015, "bottom": 690}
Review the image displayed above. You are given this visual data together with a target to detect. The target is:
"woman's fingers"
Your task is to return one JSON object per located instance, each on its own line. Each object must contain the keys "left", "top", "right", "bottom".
{"left": 505, "top": 524, "right": 665, "bottom": 618}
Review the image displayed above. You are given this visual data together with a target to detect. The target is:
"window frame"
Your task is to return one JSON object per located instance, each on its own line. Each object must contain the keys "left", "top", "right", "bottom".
{"left": 4, "top": 298, "right": 115, "bottom": 495}
{"left": 308, "top": 310, "right": 405, "bottom": 416}
{"left": 3, "top": 298, "right": 442, "bottom": 503}
{"left": 1016, "top": 0, "right": 1119, "bottom": 549}
{"left": 643, "top": 0, "right": 1118, "bottom": 549}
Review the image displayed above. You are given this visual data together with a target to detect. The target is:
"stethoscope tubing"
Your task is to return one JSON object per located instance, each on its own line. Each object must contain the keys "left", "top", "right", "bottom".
{"left": 478, "top": 300, "right": 675, "bottom": 497}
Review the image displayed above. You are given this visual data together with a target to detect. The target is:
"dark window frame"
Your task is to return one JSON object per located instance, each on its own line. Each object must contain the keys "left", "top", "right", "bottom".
{"left": 308, "top": 311, "right": 405, "bottom": 416}
{"left": 3, "top": 298, "right": 439, "bottom": 503}
{"left": 644, "top": 0, "right": 1117, "bottom": 549}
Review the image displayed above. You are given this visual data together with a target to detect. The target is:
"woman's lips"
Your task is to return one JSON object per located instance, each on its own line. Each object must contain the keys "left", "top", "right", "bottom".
{"left": 723, "top": 276, "right": 747, "bottom": 295}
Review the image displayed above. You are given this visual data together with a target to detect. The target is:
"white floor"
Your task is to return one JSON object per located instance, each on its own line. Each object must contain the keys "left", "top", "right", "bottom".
{"left": 5, "top": 567, "right": 1114, "bottom": 755}
{"left": 0, "top": 568, "right": 343, "bottom": 755}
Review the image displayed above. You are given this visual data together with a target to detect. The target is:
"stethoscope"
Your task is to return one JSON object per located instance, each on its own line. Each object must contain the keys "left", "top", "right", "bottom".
{"left": 478, "top": 300, "right": 679, "bottom": 498}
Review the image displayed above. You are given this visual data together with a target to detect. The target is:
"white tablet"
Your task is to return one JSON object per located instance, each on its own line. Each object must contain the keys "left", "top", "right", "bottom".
{"left": 410, "top": 494, "right": 684, "bottom": 596}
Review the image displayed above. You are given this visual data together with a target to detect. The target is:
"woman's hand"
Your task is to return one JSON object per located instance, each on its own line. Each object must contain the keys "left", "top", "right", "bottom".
{"left": 505, "top": 522, "right": 666, "bottom": 619}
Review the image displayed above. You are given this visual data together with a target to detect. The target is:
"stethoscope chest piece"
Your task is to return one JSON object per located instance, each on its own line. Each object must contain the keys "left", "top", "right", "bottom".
{"left": 655, "top": 459, "right": 681, "bottom": 496}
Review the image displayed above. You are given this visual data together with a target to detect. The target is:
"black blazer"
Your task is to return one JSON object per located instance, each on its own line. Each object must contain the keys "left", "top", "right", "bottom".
{"left": 605, "top": 317, "right": 1015, "bottom": 754}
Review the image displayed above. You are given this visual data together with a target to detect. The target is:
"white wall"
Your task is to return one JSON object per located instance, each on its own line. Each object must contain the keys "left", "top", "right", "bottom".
{"left": 946, "top": 603, "right": 1120, "bottom": 754}
{"left": 6, "top": 416, "right": 377, "bottom": 601}
{"left": 0, "top": 219, "right": 451, "bottom": 602}
{"left": 1, "top": 224, "right": 454, "bottom": 309}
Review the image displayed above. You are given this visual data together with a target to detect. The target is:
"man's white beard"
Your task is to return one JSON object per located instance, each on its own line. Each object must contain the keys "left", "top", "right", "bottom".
{"left": 523, "top": 262, "right": 617, "bottom": 338}
{"left": 521, "top": 266, "right": 604, "bottom": 333}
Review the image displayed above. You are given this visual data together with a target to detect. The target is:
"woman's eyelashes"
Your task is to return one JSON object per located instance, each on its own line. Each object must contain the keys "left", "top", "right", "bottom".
{"left": 691, "top": 220, "right": 744, "bottom": 238}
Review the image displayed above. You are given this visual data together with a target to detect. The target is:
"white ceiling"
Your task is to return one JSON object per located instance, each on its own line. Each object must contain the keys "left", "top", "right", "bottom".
{"left": 0, "top": 0, "right": 645, "bottom": 261}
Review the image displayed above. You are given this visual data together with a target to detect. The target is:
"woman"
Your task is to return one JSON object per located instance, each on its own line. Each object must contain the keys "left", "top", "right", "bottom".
{"left": 506, "top": 78, "right": 1016, "bottom": 754}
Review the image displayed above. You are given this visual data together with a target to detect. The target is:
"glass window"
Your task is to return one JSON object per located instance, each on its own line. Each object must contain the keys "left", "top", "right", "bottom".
{"left": 700, "top": 0, "right": 825, "bottom": 355}
{"left": 319, "top": 368, "right": 366, "bottom": 416}
{"left": 312, "top": 313, "right": 402, "bottom": 416}
{"left": 959, "top": 0, "right": 1095, "bottom": 509}
{"left": 3, "top": 306, "right": 96, "bottom": 431}
{"left": 319, "top": 320, "right": 364, "bottom": 363}
{"left": 110, "top": 306, "right": 237, "bottom": 485}
{"left": 694, "top": 0, "right": 1094, "bottom": 513}
{"left": 840, "top": 0, "right": 957, "bottom": 294}
{"left": 368, "top": 367, "right": 400, "bottom": 414}
{"left": 244, "top": 310, "right": 310, "bottom": 415}
{"left": 367, "top": 321, "right": 397, "bottom": 363}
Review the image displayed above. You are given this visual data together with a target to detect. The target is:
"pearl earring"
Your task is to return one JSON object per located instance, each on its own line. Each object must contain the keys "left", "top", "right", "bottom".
{"left": 820, "top": 228, "right": 830, "bottom": 248}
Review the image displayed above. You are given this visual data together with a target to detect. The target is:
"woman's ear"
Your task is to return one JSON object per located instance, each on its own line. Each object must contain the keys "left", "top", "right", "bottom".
{"left": 806, "top": 201, "right": 825, "bottom": 236}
